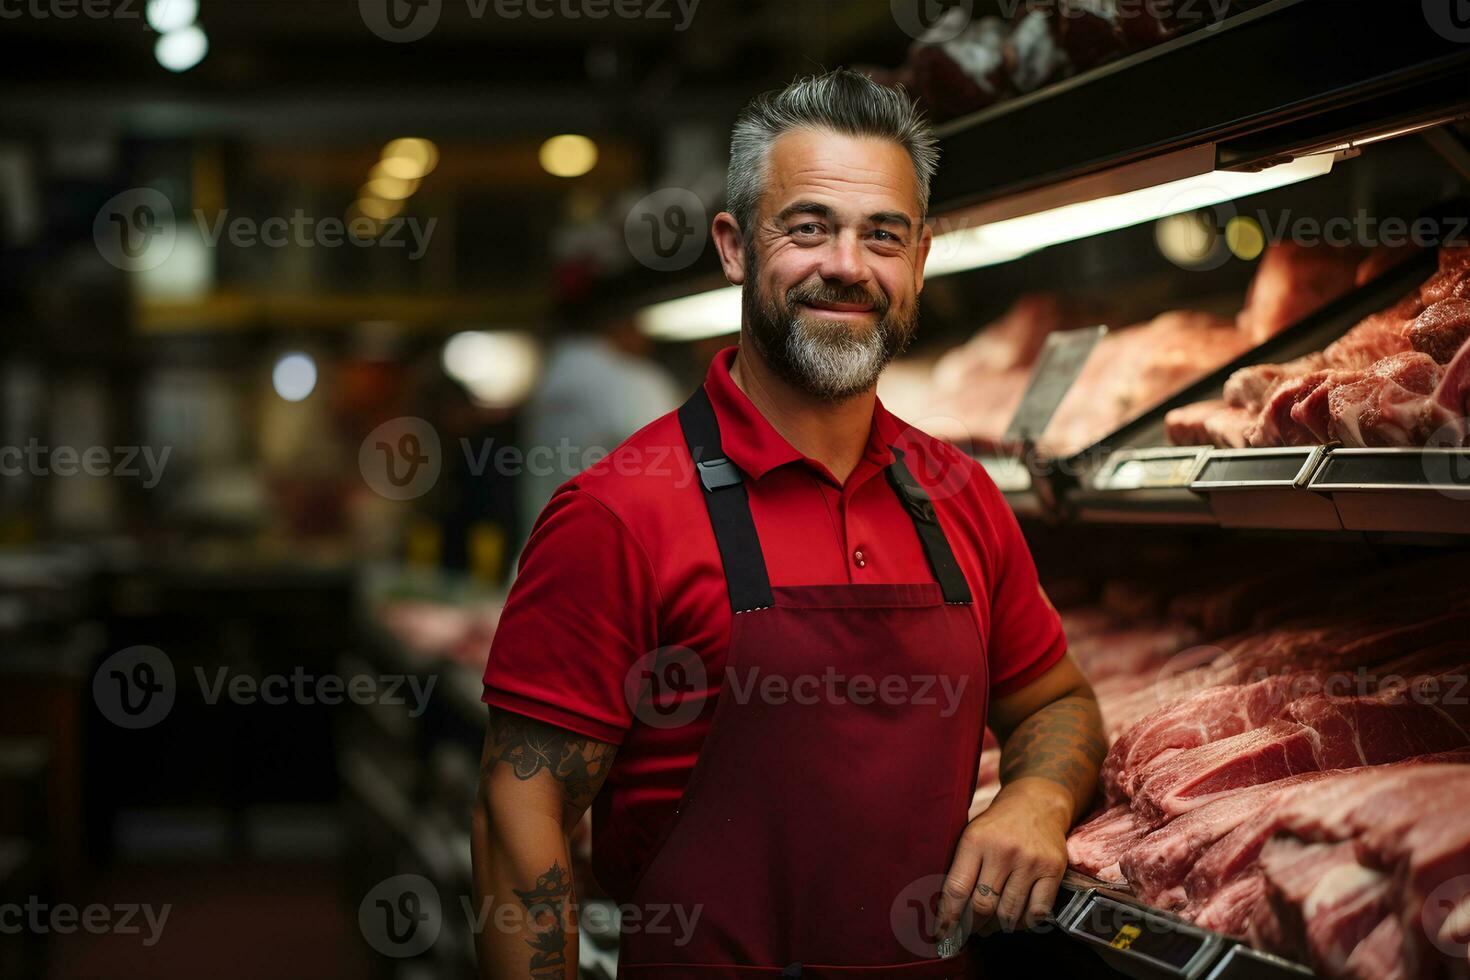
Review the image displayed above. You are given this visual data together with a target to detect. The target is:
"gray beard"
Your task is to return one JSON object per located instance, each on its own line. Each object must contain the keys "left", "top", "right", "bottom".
{"left": 744, "top": 276, "right": 917, "bottom": 402}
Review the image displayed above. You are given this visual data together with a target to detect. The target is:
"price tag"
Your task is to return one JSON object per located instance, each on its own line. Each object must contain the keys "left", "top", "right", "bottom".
{"left": 1065, "top": 894, "right": 1220, "bottom": 976}
{"left": 1093, "top": 449, "right": 1208, "bottom": 491}
{"left": 1004, "top": 326, "right": 1107, "bottom": 445}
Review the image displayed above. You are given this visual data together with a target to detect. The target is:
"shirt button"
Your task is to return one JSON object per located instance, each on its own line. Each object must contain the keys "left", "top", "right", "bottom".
{"left": 853, "top": 549, "right": 866, "bottom": 568}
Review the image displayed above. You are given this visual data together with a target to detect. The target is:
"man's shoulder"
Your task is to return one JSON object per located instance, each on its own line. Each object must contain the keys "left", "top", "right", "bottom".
{"left": 560, "top": 405, "right": 700, "bottom": 528}
{"left": 882, "top": 409, "right": 996, "bottom": 503}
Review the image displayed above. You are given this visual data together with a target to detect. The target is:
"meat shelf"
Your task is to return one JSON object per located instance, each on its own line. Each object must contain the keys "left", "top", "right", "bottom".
{"left": 929, "top": 0, "right": 1470, "bottom": 222}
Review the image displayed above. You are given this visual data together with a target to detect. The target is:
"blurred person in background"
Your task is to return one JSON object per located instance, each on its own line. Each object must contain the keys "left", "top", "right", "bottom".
{"left": 473, "top": 69, "right": 1104, "bottom": 977}
{"left": 517, "top": 276, "right": 680, "bottom": 549}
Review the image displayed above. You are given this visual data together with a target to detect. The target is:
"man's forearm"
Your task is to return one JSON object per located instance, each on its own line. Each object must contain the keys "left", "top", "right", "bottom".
{"left": 471, "top": 708, "right": 617, "bottom": 979}
{"left": 996, "top": 691, "right": 1106, "bottom": 823}
{"left": 471, "top": 805, "right": 578, "bottom": 980}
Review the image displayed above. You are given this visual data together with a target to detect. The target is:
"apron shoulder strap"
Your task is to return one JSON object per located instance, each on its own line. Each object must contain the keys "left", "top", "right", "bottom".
{"left": 885, "top": 451, "right": 973, "bottom": 605}
{"left": 678, "top": 386, "right": 775, "bottom": 614}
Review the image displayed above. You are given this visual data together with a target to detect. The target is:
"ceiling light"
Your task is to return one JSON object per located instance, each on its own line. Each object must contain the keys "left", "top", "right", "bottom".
{"left": 442, "top": 331, "right": 540, "bottom": 408}
{"left": 379, "top": 138, "right": 438, "bottom": 180}
{"left": 636, "top": 286, "right": 741, "bottom": 342}
{"left": 355, "top": 196, "right": 403, "bottom": 221}
{"left": 923, "top": 153, "right": 1335, "bottom": 277}
{"left": 539, "top": 135, "right": 598, "bottom": 178}
{"left": 272, "top": 352, "right": 317, "bottom": 402}
{"left": 154, "top": 25, "right": 208, "bottom": 72}
{"left": 146, "top": 0, "right": 198, "bottom": 33}
{"left": 365, "top": 168, "right": 420, "bottom": 200}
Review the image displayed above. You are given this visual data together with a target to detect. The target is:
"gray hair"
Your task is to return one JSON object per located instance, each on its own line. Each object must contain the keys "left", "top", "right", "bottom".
{"left": 726, "top": 68, "right": 939, "bottom": 236}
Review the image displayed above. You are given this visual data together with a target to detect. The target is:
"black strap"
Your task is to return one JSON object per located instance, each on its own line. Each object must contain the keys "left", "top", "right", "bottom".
{"left": 678, "top": 386, "right": 774, "bottom": 613}
{"left": 885, "top": 449, "right": 972, "bottom": 605}
{"left": 677, "top": 386, "right": 972, "bottom": 611}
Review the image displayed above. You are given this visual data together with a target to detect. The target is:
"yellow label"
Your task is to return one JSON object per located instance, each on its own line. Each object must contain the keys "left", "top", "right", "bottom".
{"left": 1110, "top": 924, "right": 1141, "bottom": 950}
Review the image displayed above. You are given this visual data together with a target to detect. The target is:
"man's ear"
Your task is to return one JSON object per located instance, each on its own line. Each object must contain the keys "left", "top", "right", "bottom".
{"left": 711, "top": 211, "right": 748, "bottom": 286}
{"left": 914, "top": 220, "right": 934, "bottom": 296}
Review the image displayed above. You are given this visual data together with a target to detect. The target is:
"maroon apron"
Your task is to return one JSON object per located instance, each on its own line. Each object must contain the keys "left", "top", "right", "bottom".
{"left": 615, "top": 387, "right": 987, "bottom": 978}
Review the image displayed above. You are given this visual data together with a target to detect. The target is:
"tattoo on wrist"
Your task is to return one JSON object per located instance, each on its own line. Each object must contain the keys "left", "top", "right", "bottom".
{"left": 514, "top": 861, "right": 572, "bottom": 980}
{"left": 998, "top": 697, "right": 1106, "bottom": 806}
{"left": 485, "top": 709, "right": 616, "bottom": 814}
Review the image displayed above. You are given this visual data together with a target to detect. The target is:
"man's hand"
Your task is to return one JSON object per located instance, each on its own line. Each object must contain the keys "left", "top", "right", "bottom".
{"left": 939, "top": 656, "right": 1105, "bottom": 939}
{"left": 937, "top": 777, "right": 1071, "bottom": 936}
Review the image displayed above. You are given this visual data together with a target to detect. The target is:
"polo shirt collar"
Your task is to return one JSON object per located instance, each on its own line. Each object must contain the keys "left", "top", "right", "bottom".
{"left": 703, "top": 345, "right": 900, "bottom": 485}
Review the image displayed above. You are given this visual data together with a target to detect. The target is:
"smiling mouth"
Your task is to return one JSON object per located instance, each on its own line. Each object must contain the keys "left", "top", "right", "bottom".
{"left": 801, "top": 301, "right": 876, "bottom": 315}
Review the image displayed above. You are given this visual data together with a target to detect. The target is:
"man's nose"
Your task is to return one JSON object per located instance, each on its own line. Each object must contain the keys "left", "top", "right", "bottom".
{"left": 817, "top": 230, "right": 870, "bottom": 286}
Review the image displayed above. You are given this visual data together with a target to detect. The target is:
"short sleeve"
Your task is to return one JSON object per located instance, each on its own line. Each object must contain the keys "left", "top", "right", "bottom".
{"left": 981, "top": 478, "right": 1067, "bottom": 698}
{"left": 481, "top": 486, "right": 659, "bottom": 744}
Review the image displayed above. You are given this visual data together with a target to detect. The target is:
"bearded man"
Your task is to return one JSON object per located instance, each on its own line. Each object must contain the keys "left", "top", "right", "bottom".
{"left": 473, "top": 67, "right": 1104, "bottom": 979}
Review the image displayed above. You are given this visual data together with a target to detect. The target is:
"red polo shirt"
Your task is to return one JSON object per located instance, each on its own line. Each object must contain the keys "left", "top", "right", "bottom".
{"left": 482, "top": 345, "right": 1066, "bottom": 899}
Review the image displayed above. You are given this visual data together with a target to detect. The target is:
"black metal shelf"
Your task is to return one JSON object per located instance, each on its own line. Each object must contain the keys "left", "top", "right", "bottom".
{"left": 930, "top": 0, "right": 1470, "bottom": 217}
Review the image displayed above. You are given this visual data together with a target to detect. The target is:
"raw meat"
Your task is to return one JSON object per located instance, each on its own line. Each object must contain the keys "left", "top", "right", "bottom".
{"left": 1164, "top": 399, "right": 1229, "bottom": 447}
{"left": 1223, "top": 354, "right": 1327, "bottom": 412}
{"left": 908, "top": 13, "right": 1010, "bottom": 121}
{"left": 1237, "top": 241, "right": 1362, "bottom": 344}
{"left": 1326, "top": 351, "right": 1444, "bottom": 447}
{"left": 1043, "top": 310, "right": 1247, "bottom": 455}
{"left": 1408, "top": 298, "right": 1470, "bottom": 364}
{"left": 1118, "top": 771, "right": 1331, "bottom": 909}
{"left": 1245, "top": 370, "right": 1336, "bottom": 446}
{"left": 1255, "top": 765, "right": 1470, "bottom": 977}
{"left": 1066, "top": 803, "right": 1149, "bottom": 884}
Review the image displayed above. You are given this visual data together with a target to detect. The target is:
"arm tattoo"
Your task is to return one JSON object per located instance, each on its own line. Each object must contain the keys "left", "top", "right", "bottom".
{"left": 514, "top": 860, "right": 572, "bottom": 980}
{"left": 484, "top": 708, "right": 616, "bottom": 816}
{"left": 998, "top": 696, "right": 1106, "bottom": 810}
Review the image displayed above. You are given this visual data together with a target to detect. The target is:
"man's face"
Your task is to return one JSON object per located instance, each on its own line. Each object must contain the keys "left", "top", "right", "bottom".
{"left": 741, "top": 128, "right": 931, "bottom": 401}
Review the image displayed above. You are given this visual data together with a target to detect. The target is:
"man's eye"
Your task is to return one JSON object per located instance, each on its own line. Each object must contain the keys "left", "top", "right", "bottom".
{"left": 872, "top": 229, "right": 901, "bottom": 243}
{"left": 791, "top": 223, "right": 823, "bottom": 236}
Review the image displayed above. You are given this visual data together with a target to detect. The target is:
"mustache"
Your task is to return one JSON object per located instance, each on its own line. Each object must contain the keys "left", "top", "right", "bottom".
{"left": 785, "top": 280, "right": 889, "bottom": 315}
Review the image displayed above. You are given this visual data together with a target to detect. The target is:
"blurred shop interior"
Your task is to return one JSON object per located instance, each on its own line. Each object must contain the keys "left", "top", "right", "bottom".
{"left": 2, "top": 0, "right": 1470, "bottom": 978}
